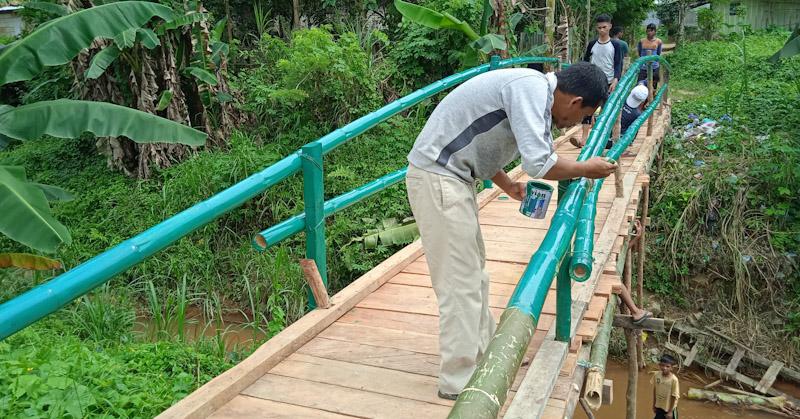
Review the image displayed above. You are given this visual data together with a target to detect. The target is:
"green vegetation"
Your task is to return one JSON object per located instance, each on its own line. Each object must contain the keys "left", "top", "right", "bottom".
{"left": 648, "top": 32, "right": 800, "bottom": 362}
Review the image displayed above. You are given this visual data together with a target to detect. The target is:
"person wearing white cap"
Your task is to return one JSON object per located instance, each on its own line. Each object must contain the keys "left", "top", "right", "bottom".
{"left": 621, "top": 83, "right": 649, "bottom": 135}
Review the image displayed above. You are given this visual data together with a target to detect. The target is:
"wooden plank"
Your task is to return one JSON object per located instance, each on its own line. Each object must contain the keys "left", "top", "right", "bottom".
{"left": 269, "top": 353, "right": 449, "bottom": 406}
{"left": 157, "top": 240, "right": 424, "bottom": 419}
{"left": 685, "top": 340, "right": 702, "bottom": 367}
{"left": 755, "top": 361, "right": 784, "bottom": 393}
{"left": 243, "top": 374, "right": 452, "bottom": 418}
{"left": 297, "top": 337, "right": 440, "bottom": 377}
{"left": 208, "top": 395, "right": 354, "bottom": 419}
{"left": 403, "top": 258, "right": 527, "bottom": 285}
{"left": 584, "top": 295, "right": 608, "bottom": 321}
{"left": 337, "top": 308, "right": 440, "bottom": 335}
{"left": 319, "top": 322, "right": 439, "bottom": 355}
{"left": 612, "top": 314, "right": 665, "bottom": 332}
{"left": 504, "top": 340, "right": 569, "bottom": 419}
{"left": 724, "top": 348, "right": 746, "bottom": 379}
{"left": 388, "top": 273, "right": 518, "bottom": 297}
{"left": 560, "top": 352, "right": 578, "bottom": 377}
{"left": 577, "top": 319, "right": 598, "bottom": 342}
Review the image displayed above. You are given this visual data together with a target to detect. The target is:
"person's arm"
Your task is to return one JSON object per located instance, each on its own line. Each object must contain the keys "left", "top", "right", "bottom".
{"left": 668, "top": 377, "right": 680, "bottom": 416}
{"left": 583, "top": 40, "right": 594, "bottom": 61}
{"left": 613, "top": 41, "right": 623, "bottom": 80}
{"left": 656, "top": 40, "right": 663, "bottom": 56}
{"left": 542, "top": 156, "right": 616, "bottom": 180}
{"left": 637, "top": 40, "right": 643, "bottom": 57}
{"left": 652, "top": 376, "right": 658, "bottom": 413}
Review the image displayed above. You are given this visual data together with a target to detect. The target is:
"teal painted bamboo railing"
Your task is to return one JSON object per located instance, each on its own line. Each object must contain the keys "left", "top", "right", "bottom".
{"left": 449, "top": 55, "right": 670, "bottom": 418}
{"left": 0, "top": 56, "right": 558, "bottom": 341}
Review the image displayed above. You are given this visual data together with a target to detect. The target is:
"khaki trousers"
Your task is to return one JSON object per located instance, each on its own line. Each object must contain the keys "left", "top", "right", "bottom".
{"left": 405, "top": 164, "right": 496, "bottom": 395}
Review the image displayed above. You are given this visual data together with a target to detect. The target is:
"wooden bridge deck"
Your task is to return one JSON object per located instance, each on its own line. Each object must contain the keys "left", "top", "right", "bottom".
{"left": 160, "top": 108, "right": 670, "bottom": 419}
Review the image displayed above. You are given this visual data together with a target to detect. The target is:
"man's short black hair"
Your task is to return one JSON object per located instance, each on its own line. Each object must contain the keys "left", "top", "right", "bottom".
{"left": 555, "top": 62, "right": 609, "bottom": 108}
{"left": 596, "top": 14, "right": 612, "bottom": 24}
{"left": 659, "top": 354, "right": 676, "bottom": 365}
{"left": 611, "top": 26, "right": 623, "bottom": 37}
{"left": 647, "top": 23, "right": 657, "bottom": 31}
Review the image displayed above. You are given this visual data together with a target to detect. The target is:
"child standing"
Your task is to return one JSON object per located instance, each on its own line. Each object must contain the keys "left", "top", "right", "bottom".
{"left": 652, "top": 354, "right": 680, "bottom": 419}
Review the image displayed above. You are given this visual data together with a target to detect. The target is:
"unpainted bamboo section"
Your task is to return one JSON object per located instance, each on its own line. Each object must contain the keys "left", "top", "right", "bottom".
{"left": 584, "top": 295, "right": 619, "bottom": 410}
{"left": 687, "top": 388, "right": 800, "bottom": 418}
{"left": 448, "top": 308, "right": 535, "bottom": 419}
{"left": 637, "top": 182, "right": 650, "bottom": 369}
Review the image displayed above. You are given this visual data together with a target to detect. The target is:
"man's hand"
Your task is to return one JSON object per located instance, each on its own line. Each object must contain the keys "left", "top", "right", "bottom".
{"left": 652, "top": 406, "right": 657, "bottom": 414}
{"left": 503, "top": 181, "right": 526, "bottom": 201}
{"left": 609, "top": 78, "right": 618, "bottom": 92}
{"left": 580, "top": 157, "right": 617, "bottom": 179}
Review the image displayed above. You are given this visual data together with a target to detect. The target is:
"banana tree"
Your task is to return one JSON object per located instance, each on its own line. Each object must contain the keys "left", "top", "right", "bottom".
{"left": 0, "top": 2, "right": 212, "bottom": 264}
{"left": 393, "top": 0, "right": 544, "bottom": 65}
{"left": 0, "top": 1, "right": 237, "bottom": 178}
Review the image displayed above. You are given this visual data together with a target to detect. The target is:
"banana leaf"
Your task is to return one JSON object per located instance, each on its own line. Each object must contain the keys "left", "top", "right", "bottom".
{"left": 394, "top": 0, "right": 479, "bottom": 41}
{"left": 0, "top": 166, "right": 71, "bottom": 253}
{"left": 769, "top": 27, "right": 800, "bottom": 63}
{"left": 185, "top": 66, "right": 218, "bottom": 86}
{"left": 0, "top": 253, "right": 63, "bottom": 270}
{"left": 85, "top": 45, "right": 121, "bottom": 79}
{"left": 157, "top": 11, "right": 208, "bottom": 34}
{"left": 0, "top": 1, "right": 175, "bottom": 85}
{"left": 0, "top": 100, "right": 207, "bottom": 145}
{"left": 22, "top": 2, "right": 69, "bottom": 17}
{"left": 471, "top": 33, "right": 507, "bottom": 54}
{"left": 33, "top": 183, "right": 74, "bottom": 202}
{"left": 155, "top": 90, "right": 173, "bottom": 111}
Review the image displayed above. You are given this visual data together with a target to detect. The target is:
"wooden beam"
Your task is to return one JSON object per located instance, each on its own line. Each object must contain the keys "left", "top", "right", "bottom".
{"left": 612, "top": 314, "right": 665, "bottom": 332}
{"left": 300, "top": 259, "right": 330, "bottom": 309}
{"left": 755, "top": 361, "right": 784, "bottom": 394}
{"left": 724, "top": 348, "right": 746, "bottom": 379}
{"left": 602, "top": 379, "right": 614, "bottom": 405}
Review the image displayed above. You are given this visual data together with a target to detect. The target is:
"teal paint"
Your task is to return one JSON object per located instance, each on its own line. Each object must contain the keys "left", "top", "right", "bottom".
{"left": 301, "top": 143, "right": 326, "bottom": 310}
{"left": 519, "top": 180, "right": 553, "bottom": 219}
{"left": 570, "top": 178, "right": 604, "bottom": 282}
{"left": 555, "top": 251, "right": 572, "bottom": 342}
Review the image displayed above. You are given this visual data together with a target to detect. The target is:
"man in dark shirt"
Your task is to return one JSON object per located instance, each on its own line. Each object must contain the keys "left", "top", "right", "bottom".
{"left": 621, "top": 84, "right": 649, "bottom": 134}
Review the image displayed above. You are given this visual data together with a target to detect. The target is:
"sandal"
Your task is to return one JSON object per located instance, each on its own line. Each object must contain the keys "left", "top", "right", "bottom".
{"left": 569, "top": 137, "right": 584, "bottom": 148}
{"left": 632, "top": 311, "right": 653, "bottom": 326}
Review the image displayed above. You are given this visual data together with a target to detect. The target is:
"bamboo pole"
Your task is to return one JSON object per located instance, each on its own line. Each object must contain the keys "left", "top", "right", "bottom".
{"left": 687, "top": 388, "right": 800, "bottom": 418}
{"left": 624, "top": 248, "right": 638, "bottom": 419}
{"left": 448, "top": 308, "right": 535, "bottom": 419}
{"left": 646, "top": 65, "right": 654, "bottom": 136}
{"left": 299, "top": 259, "right": 330, "bottom": 309}
{"left": 583, "top": 295, "right": 618, "bottom": 410}
{"left": 637, "top": 183, "right": 650, "bottom": 369}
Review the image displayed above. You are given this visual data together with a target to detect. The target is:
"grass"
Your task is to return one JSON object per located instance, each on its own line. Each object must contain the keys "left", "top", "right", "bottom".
{"left": 646, "top": 31, "right": 800, "bottom": 364}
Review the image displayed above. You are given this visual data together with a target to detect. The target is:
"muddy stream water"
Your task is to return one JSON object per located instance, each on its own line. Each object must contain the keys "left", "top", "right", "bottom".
{"left": 575, "top": 360, "right": 799, "bottom": 419}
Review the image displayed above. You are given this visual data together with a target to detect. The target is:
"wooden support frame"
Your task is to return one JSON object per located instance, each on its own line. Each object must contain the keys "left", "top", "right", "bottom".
{"left": 613, "top": 314, "right": 664, "bottom": 331}
{"left": 300, "top": 259, "right": 330, "bottom": 309}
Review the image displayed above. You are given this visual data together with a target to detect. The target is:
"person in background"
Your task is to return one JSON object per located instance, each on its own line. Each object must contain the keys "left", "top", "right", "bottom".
{"left": 652, "top": 354, "right": 680, "bottom": 419}
{"left": 406, "top": 62, "right": 617, "bottom": 400}
{"left": 570, "top": 14, "right": 624, "bottom": 148}
{"left": 611, "top": 26, "right": 629, "bottom": 61}
{"left": 638, "top": 23, "right": 663, "bottom": 90}
{"left": 621, "top": 83, "right": 649, "bottom": 135}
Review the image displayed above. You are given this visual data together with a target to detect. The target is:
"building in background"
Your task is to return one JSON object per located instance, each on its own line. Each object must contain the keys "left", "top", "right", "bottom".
{"left": 0, "top": 2, "right": 22, "bottom": 38}
{"left": 702, "top": 0, "right": 800, "bottom": 32}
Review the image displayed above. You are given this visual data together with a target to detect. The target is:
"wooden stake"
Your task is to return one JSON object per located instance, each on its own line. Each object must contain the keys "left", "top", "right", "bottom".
{"left": 300, "top": 259, "right": 331, "bottom": 309}
{"left": 637, "top": 183, "right": 650, "bottom": 369}
{"left": 624, "top": 248, "right": 638, "bottom": 419}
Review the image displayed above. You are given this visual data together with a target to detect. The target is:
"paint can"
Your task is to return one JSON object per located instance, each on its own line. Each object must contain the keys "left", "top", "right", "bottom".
{"left": 519, "top": 181, "right": 553, "bottom": 219}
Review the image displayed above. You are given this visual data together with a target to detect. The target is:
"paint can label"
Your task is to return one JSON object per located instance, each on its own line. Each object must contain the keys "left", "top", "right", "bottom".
{"left": 519, "top": 181, "right": 553, "bottom": 219}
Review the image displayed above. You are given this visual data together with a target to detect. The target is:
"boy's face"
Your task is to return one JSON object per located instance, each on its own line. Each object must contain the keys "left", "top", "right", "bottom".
{"left": 552, "top": 90, "right": 598, "bottom": 129}
{"left": 596, "top": 22, "right": 611, "bottom": 37}
{"left": 659, "top": 362, "right": 673, "bottom": 376}
{"left": 647, "top": 28, "right": 656, "bottom": 39}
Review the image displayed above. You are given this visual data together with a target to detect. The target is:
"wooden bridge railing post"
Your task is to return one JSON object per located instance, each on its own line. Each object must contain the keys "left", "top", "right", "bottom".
{"left": 646, "top": 64, "right": 654, "bottom": 136}
{"left": 301, "top": 142, "right": 328, "bottom": 310}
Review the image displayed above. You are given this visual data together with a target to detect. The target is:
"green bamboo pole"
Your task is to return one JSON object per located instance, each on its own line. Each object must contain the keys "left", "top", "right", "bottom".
{"left": 584, "top": 295, "right": 619, "bottom": 409}
{"left": 448, "top": 309, "right": 535, "bottom": 418}
{"left": 555, "top": 251, "right": 572, "bottom": 341}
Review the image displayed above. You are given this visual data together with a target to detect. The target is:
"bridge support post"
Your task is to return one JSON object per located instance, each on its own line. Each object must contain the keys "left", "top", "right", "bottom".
{"left": 301, "top": 142, "right": 327, "bottom": 310}
{"left": 646, "top": 65, "right": 654, "bottom": 136}
{"left": 556, "top": 252, "right": 572, "bottom": 342}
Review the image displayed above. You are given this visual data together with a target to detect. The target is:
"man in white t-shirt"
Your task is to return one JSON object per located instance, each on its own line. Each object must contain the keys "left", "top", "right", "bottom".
{"left": 570, "top": 14, "right": 625, "bottom": 148}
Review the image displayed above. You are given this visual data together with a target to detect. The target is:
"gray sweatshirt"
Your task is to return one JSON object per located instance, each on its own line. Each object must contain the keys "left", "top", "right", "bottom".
{"left": 408, "top": 68, "right": 559, "bottom": 183}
